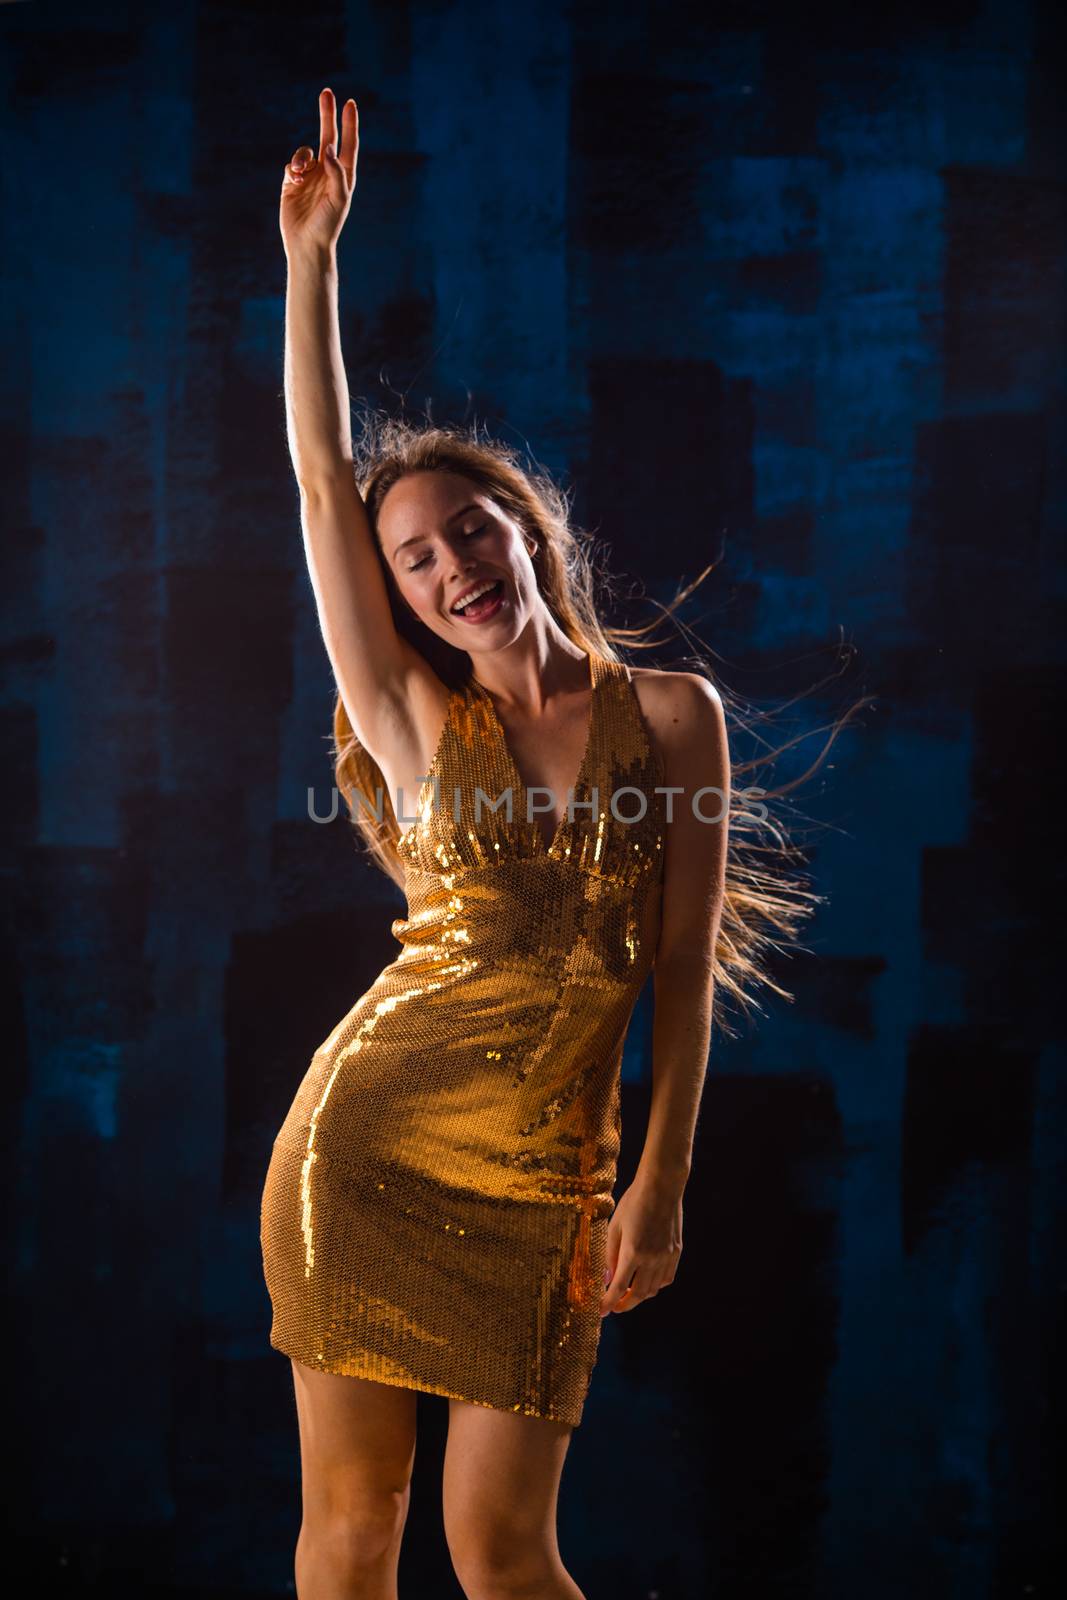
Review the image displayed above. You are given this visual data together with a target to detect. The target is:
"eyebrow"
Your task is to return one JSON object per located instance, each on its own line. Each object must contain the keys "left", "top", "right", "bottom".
{"left": 391, "top": 502, "right": 482, "bottom": 558}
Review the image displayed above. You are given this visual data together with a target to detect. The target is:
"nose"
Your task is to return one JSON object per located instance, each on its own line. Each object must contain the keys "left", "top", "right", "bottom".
{"left": 450, "top": 545, "right": 478, "bottom": 577}
{"left": 446, "top": 556, "right": 476, "bottom": 608}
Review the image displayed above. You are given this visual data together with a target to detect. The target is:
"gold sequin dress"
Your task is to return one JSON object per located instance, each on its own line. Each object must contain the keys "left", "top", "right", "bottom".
{"left": 260, "top": 649, "right": 665, "bottom": 1425}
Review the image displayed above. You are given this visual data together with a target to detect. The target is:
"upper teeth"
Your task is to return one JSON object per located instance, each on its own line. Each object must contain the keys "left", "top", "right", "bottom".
{"left": 452, "top": 580, "right": 498, "bottom": 613}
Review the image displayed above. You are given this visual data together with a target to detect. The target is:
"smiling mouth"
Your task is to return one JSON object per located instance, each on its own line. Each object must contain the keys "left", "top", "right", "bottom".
{"left": 451, "top": 579, "right": 506, "bottom": 619}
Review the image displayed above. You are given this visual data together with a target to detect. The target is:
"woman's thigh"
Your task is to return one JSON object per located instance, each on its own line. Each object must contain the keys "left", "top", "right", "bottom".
{"left": 290, "top": 1358, "right": 419, "bottom": 1520}
{"left": 442, "top": 1399, "right": 574, "bottom": 1564}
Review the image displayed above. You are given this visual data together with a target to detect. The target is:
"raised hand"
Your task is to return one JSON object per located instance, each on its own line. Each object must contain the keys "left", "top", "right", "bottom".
{"left": 280, "top": 87, "right": 359, "bottom": 260}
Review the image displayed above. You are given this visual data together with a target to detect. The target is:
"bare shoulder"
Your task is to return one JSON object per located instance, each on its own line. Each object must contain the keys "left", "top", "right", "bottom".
{"left": 627, "top": 666, "right": 728, "bottom": 781}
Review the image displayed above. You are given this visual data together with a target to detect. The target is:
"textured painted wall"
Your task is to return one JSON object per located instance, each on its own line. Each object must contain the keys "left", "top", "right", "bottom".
{"left": 2, "top": 0, "right": 1062, "bottom": 1594}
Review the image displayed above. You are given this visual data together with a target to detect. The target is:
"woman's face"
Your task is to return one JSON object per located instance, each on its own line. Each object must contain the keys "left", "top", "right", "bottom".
{"left": 376, "top": 470, "right": 539, "bottom": 647}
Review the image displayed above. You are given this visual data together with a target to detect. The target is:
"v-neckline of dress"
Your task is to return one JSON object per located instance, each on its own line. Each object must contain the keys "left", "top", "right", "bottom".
{"left": 466, "top": 650, "right": 602, "bottom": 858}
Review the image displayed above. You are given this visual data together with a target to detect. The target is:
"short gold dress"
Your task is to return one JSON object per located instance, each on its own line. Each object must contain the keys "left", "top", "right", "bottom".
{"left": 260, "top": 649, "right": 666, "bottom": 1426}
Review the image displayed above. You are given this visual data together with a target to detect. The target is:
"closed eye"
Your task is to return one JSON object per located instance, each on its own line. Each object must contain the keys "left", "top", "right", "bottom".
{"left": 408, "top": 525, "right": 487, "bottom": 572}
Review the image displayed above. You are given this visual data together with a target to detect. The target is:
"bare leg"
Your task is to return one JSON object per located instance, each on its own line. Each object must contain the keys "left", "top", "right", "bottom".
{"left": 442, "top": 1400, "right": 586, "bottom": 1600}
{"left": 289, "top": 1358, "right": 418, "bottom": 1599}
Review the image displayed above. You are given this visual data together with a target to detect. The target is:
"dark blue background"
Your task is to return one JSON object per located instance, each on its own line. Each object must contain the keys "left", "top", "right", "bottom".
{"left": 2, "top": 0, "right": 1063, "bottom": 1594}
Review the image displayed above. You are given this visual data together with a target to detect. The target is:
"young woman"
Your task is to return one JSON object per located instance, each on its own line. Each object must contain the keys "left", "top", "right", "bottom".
{"left": 260, "top": 88, "right": 832, "bottom": 1600}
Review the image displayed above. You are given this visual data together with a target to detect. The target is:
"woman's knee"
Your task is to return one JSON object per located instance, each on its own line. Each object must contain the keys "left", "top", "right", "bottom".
{"left": 448, "top": 1511, "right": 555, "bottom": 1598}
{"left": 300, "top": 1484, "right": 411, "bottom": 1573}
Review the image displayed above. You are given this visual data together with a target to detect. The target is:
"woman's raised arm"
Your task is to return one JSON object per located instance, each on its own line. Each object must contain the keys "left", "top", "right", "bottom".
{"left": 279, "top": 89, "right": 427, "bottom": 755}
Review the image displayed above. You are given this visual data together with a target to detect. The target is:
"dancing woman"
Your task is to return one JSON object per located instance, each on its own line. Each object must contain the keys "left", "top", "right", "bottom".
{"left": 261, "top": 87, "right": 835, "bottom": 1600}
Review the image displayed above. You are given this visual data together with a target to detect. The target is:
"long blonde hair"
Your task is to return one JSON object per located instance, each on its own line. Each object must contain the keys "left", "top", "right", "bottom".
{"left": 329, "top": 408, "right": 873, "bottom": 1039}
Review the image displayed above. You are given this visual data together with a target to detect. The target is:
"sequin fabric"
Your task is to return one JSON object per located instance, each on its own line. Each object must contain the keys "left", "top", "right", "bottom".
{"left": 260, "top": 650, "right": 666, "bottom": 1425}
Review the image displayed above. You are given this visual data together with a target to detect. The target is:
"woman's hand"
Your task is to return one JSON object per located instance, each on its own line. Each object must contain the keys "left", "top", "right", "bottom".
{"left": 599, "top": 1170, "right": 684, "bottom": 1317}
{"left": 280, "top": 87, "right": 358, "bottom": 260}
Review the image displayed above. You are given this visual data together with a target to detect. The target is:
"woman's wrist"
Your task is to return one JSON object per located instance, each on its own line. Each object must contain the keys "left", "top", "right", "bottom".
{"left": 285, "top": 241, "right": 339, "bottom": 279}
{"left": 634, "top": 1152, "right": 691, "bottom": 1199}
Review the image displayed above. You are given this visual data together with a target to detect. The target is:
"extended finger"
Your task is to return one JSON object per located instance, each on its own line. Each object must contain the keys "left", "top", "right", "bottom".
{"left": 338, "top": 97, "right": 359, "bottom": 183}
{"left": 318, "top": 85, "right": 338, "bottom": 164}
